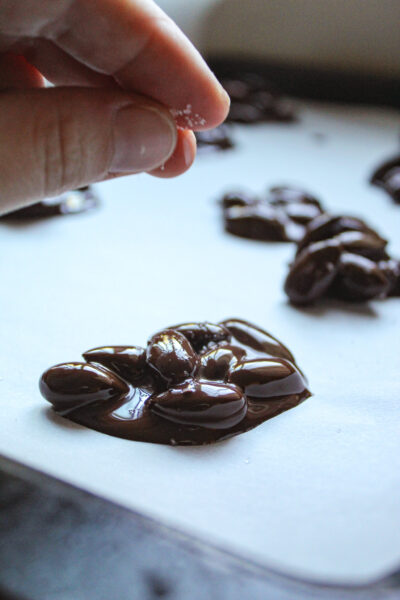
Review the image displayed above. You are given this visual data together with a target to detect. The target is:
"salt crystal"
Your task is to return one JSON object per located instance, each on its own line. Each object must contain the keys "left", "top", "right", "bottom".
{"left": 170, "top": 104, "right": 207, "bottom": 128}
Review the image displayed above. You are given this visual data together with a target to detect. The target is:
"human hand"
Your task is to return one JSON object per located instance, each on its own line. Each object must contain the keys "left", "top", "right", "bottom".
{"left": 0, "top": 0, "right": 229, "bottom": 213}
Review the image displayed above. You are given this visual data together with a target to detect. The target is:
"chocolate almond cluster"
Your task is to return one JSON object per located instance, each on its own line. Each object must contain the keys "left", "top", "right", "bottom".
{"left": 223, "top": 186, "right": 324, "bottom": 242}
{"left": 222, "top": 73, "right": 296, "bottom": 124}
{"left": 284, "top": 214, "right": 400, "bottom": 305}
{"left": 1, "top": 187, "right": 98, "bottom": 220}
{"left": 195, "top": 124, "right": 234, "bottom": 152}
{"left": 40, "top": 319, "right": 310, "bottom": 446}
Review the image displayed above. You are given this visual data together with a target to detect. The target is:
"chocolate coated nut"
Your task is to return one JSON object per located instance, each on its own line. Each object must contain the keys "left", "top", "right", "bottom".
{"left": 83, "top": 346, "right": 147, "bottom": 385}
{"left": 285, "top": 209, "right": 399, "bottom": 305}
{"left": 228, "top": 358, "right": 306, "bottom": 399}
{"left": 370, "top": 156, "right": 400, "bottom": 204}
{"left": 222, "top": 191, "right": 257, "bottom": 209}
{"left": 333, "top": 253, "right": 390, "bottom": 301}
{"left": 224, "top": 204, "right": 287, "bottom": 241}
{"left": 199, "top": 345, "right": 246, "bottom": 381}
{"left": 222, "top": 73, "right": 296, "bottom": 124}
{"left": 249, "top": 89, "right": 292, "bottom": 118}
{"left": 379, "top": 168, "right": 400, "bottom": 203}
{"left": 332, "top": 230, "right": 388, "bottom": 261}
{"left": 269, "top": 186, "right": 321, "bottom": 208}
{"left": 146, "top": 330, "right": 197, "bottom": 384}
{"left": 379, "top": 259, "right": 400, "bottom": 296}
{"left": 296, "top": 215, "right": 376, "bottom": 255}
{"left": 268, "top": 187, "right": 323, "bottom": 226}
{"left": 223, "top": 78, "right": 252, "bottom": 100}
{"left": 39, "top": 362, "right": 129, "bottom": 414}
{"left": 195, "top": 125, "right": 234, "bottom": 152}
{"left": 221, "top": 318, "right": 295, "bottom": 362}
{"left": 173, "top": 322, "right": 231, "bottom": 352}
{"left": 222, "top": 185, "right": 324, "bottom": 243}
{"left": 150, "top": 380, "right": 247, "bottom": 429}
{"left": 284, "top": 240, "right": 341, "bottom": 305}
{"left": 283, "top": 202, "right": 323, "bottom": 225}
{"left": 227, "top": 102, "right": 263, "bottom": 124}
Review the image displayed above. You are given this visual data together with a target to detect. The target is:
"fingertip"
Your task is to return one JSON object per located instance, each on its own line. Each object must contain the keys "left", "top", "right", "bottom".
{"left": 170, "top": 79, "right": 230, "bottom": 132}
{"left": 149, "top": 129, "right": 196, "bottom": 178}
{"left": 220, "top": 86, "right": 231, "bottom": 120}
{"left": 205, "top": 81, "right": 231, "bottom": 129}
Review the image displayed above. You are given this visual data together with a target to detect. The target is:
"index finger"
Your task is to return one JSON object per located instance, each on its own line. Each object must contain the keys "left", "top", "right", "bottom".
{"left": 41, "top": 0, "right": 230, "bottom": 130}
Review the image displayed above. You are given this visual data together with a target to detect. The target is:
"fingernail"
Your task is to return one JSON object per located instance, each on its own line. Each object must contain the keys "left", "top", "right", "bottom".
{"left": 221, "top": 87, "right": 231, "bottom": 109}
{"left": 183, "top": 132, "right": 196, "bottom": 167}
{"left": 111, "top": 105, "right": 177, "bottom": 173}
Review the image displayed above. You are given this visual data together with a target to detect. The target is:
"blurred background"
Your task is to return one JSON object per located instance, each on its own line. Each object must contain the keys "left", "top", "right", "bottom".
{"left": 157, "top": 0, "right": 400, "bottom": 78}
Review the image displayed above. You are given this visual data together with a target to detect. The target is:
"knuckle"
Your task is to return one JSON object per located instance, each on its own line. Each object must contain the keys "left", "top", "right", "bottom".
{"left": 35, "top": 98, "right": 83, "bottom": 196}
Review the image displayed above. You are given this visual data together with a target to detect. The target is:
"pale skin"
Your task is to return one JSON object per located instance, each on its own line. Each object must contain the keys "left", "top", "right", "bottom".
{"left": 0, "top": 0, "right": 230, "bottom": 214}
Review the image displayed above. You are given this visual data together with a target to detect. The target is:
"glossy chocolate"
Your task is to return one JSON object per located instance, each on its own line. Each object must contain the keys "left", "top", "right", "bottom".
{"left": 172, "top": 322, "right": 231, "bottom": 352}
{"left": 228, "top": 358, "right": 305, "bottom": 399}
{"left": 222, "top": 186, "right": 324, "bottom": 242}
{"left": 198, "top": 345, "right": 246, "bottom": 381}
{"left": 40, "top": 363, "right": 130, "bottom": 415}
{"left": 331, "top": 231, "right": 389, "bottom": 261}
{"left": 83, "top": 346, "right": 148, "bottom": 385}
{"left": 379, "top": 259, "right": 400, "bottom": 297}
{"left": 332, "top": 253, "right": 390, "bottom": 301}
{"left": 40, "top": 319, "right": 310, "bottom": 446}
{"left": 146, "top": 330, "right": 198, "bottom": 385}
{"left": 220, "top": 318, "right": 295, "bottom": 362}
{"left": 285, "top": 240, "right": 342, "bottom": 305}
{"left": 150, "top": 381, "right": 246, "bottom": 429}
{"left": 285, "top": 214, "right": 400, "bottom": 305}
{"left": 295, "top": 214, "right": 383, "bottom": 255}
{"left": 370, "top": 155, "right": 400, "bottom": 203}
{"left": 1, "top": 187, "right": 98, "bottom": 220}
{"left": 222, "top": 73, "right": 296, "bottom": 124}
{"left": 195, "top": 125, "right": 234, "bottom": 152}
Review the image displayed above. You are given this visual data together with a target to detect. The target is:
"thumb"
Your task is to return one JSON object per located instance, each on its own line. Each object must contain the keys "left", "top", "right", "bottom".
{"left": 0, "top": 87, "right": 178, "bottom": 213}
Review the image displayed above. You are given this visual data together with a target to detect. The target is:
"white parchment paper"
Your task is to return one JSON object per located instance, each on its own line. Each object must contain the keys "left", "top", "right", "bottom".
{"left": 1, "top": 102, "right": 400, "bottom": 584}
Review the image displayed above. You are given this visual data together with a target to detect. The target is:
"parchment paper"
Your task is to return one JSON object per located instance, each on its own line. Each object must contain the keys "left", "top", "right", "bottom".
{"left": 1, "top": 101, "right": 400, "bottom": 584}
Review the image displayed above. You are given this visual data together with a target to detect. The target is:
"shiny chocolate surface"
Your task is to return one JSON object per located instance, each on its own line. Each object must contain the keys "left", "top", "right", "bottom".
{"left": 222, "top": 73, "right": 297, "bottom": 124}
{"left": 370, "top": 155, "right": 400, "bottom": 204}
{"left": 40, "top": 319, "right": 310, "bottom": 445}
{"left": 285, "top": 215, "right": 400, "bottom": 305}
{"left": 222, "top": 186, "right": 324, "bottom": 242}
{"left": 195, "top": 125, "right": 234, "bottom": 152}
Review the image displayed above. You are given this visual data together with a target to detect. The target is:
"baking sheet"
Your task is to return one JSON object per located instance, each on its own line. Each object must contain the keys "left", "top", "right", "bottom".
{"left": 1, "top": 101, "right": 400, "bottom": 585}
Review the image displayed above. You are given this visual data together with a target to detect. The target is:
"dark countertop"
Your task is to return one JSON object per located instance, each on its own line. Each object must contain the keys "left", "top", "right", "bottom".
{"left": 1, "top": 454, "right": 400, "bottom": 600}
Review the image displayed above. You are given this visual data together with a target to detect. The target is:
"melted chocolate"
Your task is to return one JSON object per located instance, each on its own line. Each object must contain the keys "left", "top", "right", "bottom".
{"left": 222, "top": 186, "right": 324, "bottom": 242}
{"left": 285, "top": 215, "right": 400, "bottom": 305}
{"left": 40, "top": 319, "right": 310, "bottom": 446}
{"left": 222, "top": 73, "right": 296, "bottom": 124}
{"left": 370, "top": 155, "right": 400, "bottom": 204}
{"left": 195, "top": 125, "right": 234, "bottom": 152}
{"left": 1, "top": 187, "right": 98, "bottom": 219}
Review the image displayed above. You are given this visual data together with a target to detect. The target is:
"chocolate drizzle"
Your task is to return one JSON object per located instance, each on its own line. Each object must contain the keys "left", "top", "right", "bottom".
{"left": 1, "top": 187, "right": 98, "bottom": 219}
{"left": 40, "top": 319, "right": 310, "bottom": 446}
{"left": 370, "top": 155, "right": 400, "bottom": 204}
{"left": 222, "top": 186, "right": 324, "bottom": 242}
{"left": 284, "top": 214, "right": 400, "bottom": 305}
{"left": 221, "top": 73, "right": 297, "bottom": 124}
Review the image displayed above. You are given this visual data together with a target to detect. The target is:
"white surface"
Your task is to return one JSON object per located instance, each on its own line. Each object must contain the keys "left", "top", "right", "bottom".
{"left": 1, "top": 102, "right": 400, "bottom": 584}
